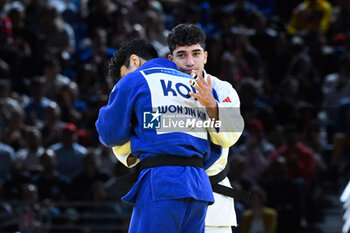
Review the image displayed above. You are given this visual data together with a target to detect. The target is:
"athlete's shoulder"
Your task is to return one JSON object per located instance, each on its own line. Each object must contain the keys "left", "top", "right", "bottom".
{"left": 140, "top": 58, "right": 178, "bottom": 70}
{"left": 206, "top": 72, "right": 237, "bottom": 95}
{"left": 209, "top": 73, "right": 234, "bottom": 90}
{"left": 205, "top": 71, "right": 240, "bottom": 105}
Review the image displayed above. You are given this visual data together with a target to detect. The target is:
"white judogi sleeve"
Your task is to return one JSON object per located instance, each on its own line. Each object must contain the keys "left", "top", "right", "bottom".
{"left": 207, "top": 73, "right": 244, "bottom": 149}
{"left": 112, "top": 141, "right": 139, "bottom": 168}
{"left": 205, "top": 73, "right": 243, "bottom": 228}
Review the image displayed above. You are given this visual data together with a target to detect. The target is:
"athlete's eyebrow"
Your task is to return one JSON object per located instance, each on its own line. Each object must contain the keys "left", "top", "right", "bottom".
{"left": 175, "top": 50, "right": 187, "bottom": 54}
{"left": 176, "top": 49, "right": 202, "bottom": 54}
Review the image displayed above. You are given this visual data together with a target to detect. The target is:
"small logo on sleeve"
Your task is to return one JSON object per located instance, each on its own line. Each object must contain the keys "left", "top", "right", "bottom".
{"left": 222, "top": 96, "right": 231, "bottom": 103}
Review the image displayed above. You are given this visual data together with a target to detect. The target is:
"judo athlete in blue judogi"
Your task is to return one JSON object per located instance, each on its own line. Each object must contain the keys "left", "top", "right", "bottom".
{"left": 96, "top": 38, "right": 238, "bottom": 233}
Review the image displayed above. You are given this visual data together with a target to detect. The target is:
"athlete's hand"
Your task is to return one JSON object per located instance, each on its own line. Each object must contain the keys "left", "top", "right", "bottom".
{"left": 189, "top": 70, "right": 218, "bottom": 120}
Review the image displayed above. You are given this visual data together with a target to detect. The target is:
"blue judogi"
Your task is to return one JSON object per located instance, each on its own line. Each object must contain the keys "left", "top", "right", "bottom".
{"left": 96, "top": 58, "right": 214, "bottom": 233}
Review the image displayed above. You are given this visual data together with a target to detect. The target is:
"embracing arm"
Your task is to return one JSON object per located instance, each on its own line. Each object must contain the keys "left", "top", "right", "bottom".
{"left": 95, "top": 79, "right": 136, "bottom": 147}
{"left": 112, "top": 141, "right": 140, "bottom": 168}
{"left": 189, "top": 72, "right": 244, "bottom": 148}
{"left": 207, "top": 78, "right": 244, "bottom": 148}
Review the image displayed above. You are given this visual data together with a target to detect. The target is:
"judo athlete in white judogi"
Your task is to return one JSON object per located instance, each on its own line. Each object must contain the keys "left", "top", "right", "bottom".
{"left": 167, "top": 24, "right": 245, "bottom": 233}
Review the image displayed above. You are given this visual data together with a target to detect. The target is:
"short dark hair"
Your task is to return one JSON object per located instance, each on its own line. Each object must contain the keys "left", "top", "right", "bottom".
{"left": 168, "top": 24, "right": 206, "bottom": 54}
{"left": 108, "top": 38, "right": 158, "bottom": 81}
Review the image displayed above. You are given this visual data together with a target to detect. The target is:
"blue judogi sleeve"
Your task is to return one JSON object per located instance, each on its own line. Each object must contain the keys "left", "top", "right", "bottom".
{"left": 96, "top": 77, "right": 138, "bottom": 147}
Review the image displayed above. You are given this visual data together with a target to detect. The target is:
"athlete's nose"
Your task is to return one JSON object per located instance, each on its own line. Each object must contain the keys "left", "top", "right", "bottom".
{"left": 185, "top": 55, "right": 195, "bottom": 66}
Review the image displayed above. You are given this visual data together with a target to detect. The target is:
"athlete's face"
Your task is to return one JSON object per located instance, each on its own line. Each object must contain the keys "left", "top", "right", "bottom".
{"left": 169, "top": 44, "right": 207, "bottom": 76}
{"left": 120, "top": 65, "right": 135, "bottom": 78}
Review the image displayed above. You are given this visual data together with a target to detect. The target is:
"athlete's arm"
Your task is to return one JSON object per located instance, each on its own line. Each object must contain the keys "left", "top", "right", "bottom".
{"left": 207, "top": 78, "right": 244, "bottom": 148}
{"left": 95, "top": 77, "right": 136, "bottom": 147}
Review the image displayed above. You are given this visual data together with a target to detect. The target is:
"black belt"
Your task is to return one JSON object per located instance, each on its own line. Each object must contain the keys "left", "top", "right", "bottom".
{"left": 114, "top": 155, "right": 250, "bottom": 203}
{"left": 114, "top": 155, "right": 203, "bottom": 191}
{"left": 209, "top": 164, "right": 229, "bottom": 184}
{"left": 209, "top": 165, "right": 251, "bottom": 203}
{"left": 141, "top": 155, "right": 203, "bottom": 169}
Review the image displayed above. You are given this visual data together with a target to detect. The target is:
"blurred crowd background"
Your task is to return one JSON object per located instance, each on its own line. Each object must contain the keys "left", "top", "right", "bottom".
{"left": 0, "top": 0, "right": 349, "bottom": 232}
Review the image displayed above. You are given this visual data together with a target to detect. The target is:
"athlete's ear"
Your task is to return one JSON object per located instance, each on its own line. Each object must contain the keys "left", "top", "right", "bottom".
{"left": 130, "top": 54, "right": 142, "bottom": 68}
{"left": 204, "top": 51, "right": 208, "bottom": 65}
{"left": 168, "top": 54, "right": 173, "bottom": 61}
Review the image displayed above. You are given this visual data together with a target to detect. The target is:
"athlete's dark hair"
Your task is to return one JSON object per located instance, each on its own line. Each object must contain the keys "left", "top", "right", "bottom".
{"left": 167, "top": 24, "right": 206, "bottom": 54}
{"left": 108, "top": 38, "right": 158, "bottom": 81}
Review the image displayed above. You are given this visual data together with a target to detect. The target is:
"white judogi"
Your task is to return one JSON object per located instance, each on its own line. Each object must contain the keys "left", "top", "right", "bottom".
{"left": 205, "top": 72, "right": 243, "bottom": 232}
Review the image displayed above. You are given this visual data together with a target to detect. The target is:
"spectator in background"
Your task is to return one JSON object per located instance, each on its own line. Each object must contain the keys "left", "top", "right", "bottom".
{"left": 238, "top": 119, "right": 275, "bottom": 184}
{"left": 108, "top": 7, "right": 130, "bottom": 49}
{"left": 75, "top": 63, "right": 99, "bottom": 103}
{"left": 38, "top": 3, "right": 74, "bottom": 55}
{"left": 144, "top": 9, "right": 169, "bottom": 58}
{"left": 248, "top": 0, "right": 275, "bottom": 16}
{"left": 274, "top": 0, "right": 302, "bottom": 22}
{"left": 239, "top": 185, "right": 277, "bottom": 233}
{"left": 205, "top": 36, "right": 224, "bottom": 76}
{"left": 79, "top": 27, "right": 116, "bottom": 76}
{"left": 271, "top": 125, "right": 315, "bottom": 184}
{"left": 49, "top": 122, "right": 87, "bottom": 179}
{"left": 41, "top": 55, "right": 71, "bottom": 102}
{"left": 24, "top": 0, "right": 45, "bottom": 31}
{"left": 69, "top": 149, "right": 110, "bottom": 201}
{"left": 305, "top": 29, "right": 338, "bottom": 77}
{"left": 2, "top": 103, "right": 26, "bottom": 151}
{"left": 97, "top": 145, "right": 118, "bottom": 177}
{"left": 23, "top": 76, "right": 55, "bottom": 126}
{"left": 285, "top": 53, "right": 323, "bottom": 107}
{"left": 269, "top": 124, "right": 316, "bottom": 227}
{"left": 41, "top": 102, "right": 64, "bottom": 148}
{"left": 0, "top": 191, "right": 17, "bottom": 232}
{"left": 2, "top": 158, "right": 31, "bottom": 200}
{"left": 57, "top": 83, "right": 83, "bottom": 125}
{"left": 224, "top": 0, "right": 258, "bottom": 27}
{"left": 261, "top": 157, "right": 304, "bottom": 233}
{"left": 267, "top": 32, "right": 293, "bottom": 90}
{"left": 16, "top": 127, "right": 44, "bottom": 174}
{"left": 84, "top": 0, "right": 116, "bottom": 37}
{"left": 82, "top": 180, "right": 120, "bottom": 232}
{"left": 6, "top": 1, "right": 34, "bottom": 87}
{"left": 0, "top": 3, "right": 24, "bottom": 90}
{"left": 322, "top": 52, "right": 350, "bottom": 124}
{"left": 0, "top": 1, "right": 12, "bottom": 43}
{"left": 19, "top": 183, "right": 41, "bottom": 232}
{"left": 127, "top": 0, "right": 164, "bottom": 26}
{"left": 0, "top": 79, "right": 21, "bottom": 130}
{"left": 217, "top": 51, "right": 241, "bottom": 87}
{"left": 331, "top": 96, "right": 350, "bottom": 174}
{"left": 0, "top": 127, "right": 15, "bottom": 182}
{"left": 31, "top": 149, "right": 70, "bottom": 201}
{"left": 331, "top": 0, "right": 350, "bottom": 35}
{"left": 248, "top": 11, "right": 277, "bottom": 62}
{"left": 272, "top": 78, "right": 300, "bottom": 127}
{"left": 238, "top": 78, "right": 273, "bottom": 127}
{"left": 227, "top": 31, "right": 260, "bottom": 81}
{"left": 287, "top": 0, "right": 332, "bottom": 35}
{"left": 227, "top": 155, "right": 253, "bottom": 229}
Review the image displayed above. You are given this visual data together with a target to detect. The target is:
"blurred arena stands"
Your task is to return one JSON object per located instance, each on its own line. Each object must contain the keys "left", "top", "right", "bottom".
{"left": 0, "top": 0, "right": 349, "bottom": 232}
